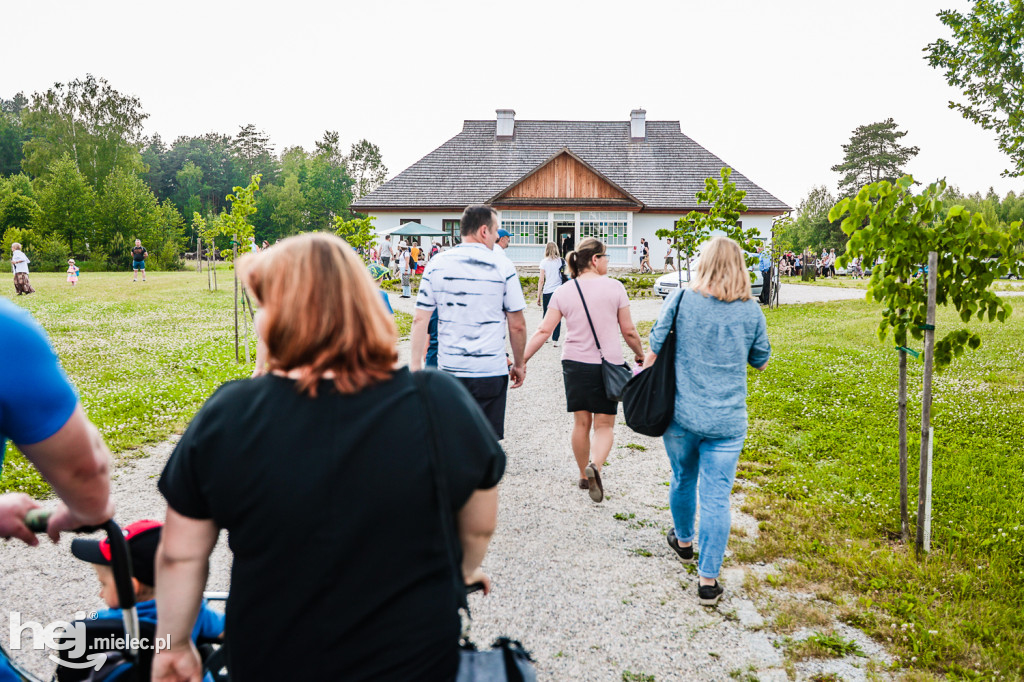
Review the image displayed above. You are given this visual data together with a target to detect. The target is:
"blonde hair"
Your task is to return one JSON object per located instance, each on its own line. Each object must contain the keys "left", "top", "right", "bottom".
{"left": 691, "top": 236, "right": 752, "bottom": 302}
{"left": 543, "top": 241, "right": 559, "bottom": 259}
{"left": 11, "top": 243, "right": 21, "bottom": 251}
{"left": 566, "top": 237, "right": 605, "bottom": 278}
{"left": 239, "top": 232, "right": 398, "bottom": 397}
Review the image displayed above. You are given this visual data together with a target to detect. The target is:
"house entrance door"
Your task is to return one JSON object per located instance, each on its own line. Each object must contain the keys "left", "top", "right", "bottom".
{"left": 554, "top": 213, "right": 575, "bottom": 256}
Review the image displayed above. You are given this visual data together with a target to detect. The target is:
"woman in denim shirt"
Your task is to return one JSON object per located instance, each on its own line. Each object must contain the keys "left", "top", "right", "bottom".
{"left": 646, "top": 236, "right": 771, "bottom": 606}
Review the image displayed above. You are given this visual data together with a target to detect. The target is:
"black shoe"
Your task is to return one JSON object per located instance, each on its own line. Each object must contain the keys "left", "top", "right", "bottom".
{"left": 584, "top": 463, "right": 603, "bottom": 503}
{"left": 667, "top": 530, "right": 695, "bottom": 564}
{"left": 698, "top": 581, "right": 724, "bottom": 606}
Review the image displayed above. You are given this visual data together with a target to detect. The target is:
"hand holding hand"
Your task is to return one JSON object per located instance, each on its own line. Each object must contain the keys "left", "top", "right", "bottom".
{"left": 510, "top": 364, "right": 526, "bottom": 389}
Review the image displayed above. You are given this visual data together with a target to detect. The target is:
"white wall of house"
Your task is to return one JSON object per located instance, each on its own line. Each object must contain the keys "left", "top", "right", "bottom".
{"left": 367, "top": 211, "right": 464, "bottom": 246}
{"left": 367, "top": 210, "right": 781, "bottom": 266}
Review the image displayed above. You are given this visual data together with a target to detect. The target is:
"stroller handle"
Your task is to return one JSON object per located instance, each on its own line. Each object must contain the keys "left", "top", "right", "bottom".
{"left": 23, "top": 509, "right": 142, "bottom": 664}
{"left": 24, "top": 508, "right": 102, "bottom": 534}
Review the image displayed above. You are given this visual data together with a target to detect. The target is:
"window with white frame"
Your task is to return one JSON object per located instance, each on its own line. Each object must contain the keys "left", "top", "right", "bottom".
{"left": 500, "top": 211, "right": 549, "bottom": 245}
{"left": 579, "top": 212, "right": 628, "bottom": 246}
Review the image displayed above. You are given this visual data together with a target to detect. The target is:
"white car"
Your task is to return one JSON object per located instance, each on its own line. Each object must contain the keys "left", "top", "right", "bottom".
{"left": 654, "top": 269, "right": 763, "bottom": 299}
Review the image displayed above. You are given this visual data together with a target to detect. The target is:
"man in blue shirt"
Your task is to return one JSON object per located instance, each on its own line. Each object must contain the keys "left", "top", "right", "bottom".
{"left": 757, "top": 244, "right": 772, "bottom": 305}
{"left": 0, "top": 300, "right": 114, "bottom": 678}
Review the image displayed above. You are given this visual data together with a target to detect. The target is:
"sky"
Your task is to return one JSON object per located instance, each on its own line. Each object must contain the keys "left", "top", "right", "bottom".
{"left": 2, "top": 0, "right": 1018, "bottom": 211}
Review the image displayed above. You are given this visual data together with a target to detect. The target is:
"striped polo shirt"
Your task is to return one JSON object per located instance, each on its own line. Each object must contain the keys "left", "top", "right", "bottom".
{"left": 416, "top": 242, "right": 526, "bottom": 378}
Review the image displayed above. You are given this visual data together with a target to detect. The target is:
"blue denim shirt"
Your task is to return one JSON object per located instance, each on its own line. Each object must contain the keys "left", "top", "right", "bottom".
{"left": 649, "top": 288, "right": 771, "bottom": 439}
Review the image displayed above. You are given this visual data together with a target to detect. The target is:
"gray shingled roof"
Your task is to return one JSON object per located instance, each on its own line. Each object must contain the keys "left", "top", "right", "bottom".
{"left": 352, "top": 120, "right": 791, "bottom": 212}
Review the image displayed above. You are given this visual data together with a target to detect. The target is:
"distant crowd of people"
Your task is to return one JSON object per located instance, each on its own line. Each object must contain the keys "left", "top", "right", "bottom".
{"left": 776, "top": 248, "right": 864, "bottom": 280}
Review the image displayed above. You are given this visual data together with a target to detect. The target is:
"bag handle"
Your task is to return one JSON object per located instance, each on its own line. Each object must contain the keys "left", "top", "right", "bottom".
{"left": 412, "top": 371, "right": 470, "bottom": 617}
{"left": 573, "top": 279, "right": 606, "bottom": 362}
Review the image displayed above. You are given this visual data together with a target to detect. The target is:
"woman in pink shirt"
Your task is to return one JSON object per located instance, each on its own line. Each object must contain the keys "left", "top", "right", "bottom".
{"left": 524, "top": 238, "right": 645, "bottom": 502}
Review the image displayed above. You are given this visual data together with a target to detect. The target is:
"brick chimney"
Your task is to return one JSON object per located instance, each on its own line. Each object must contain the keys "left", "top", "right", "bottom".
{"left": 496, "top": 109, "right": 515, "bottom": 140}
{"left": 630, "top": 108, "right": 646, "bottom": 141}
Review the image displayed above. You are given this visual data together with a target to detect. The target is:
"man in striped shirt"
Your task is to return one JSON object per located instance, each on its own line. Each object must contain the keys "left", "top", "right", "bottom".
{"left": 411, "top": 205, "right": 527, "bottom": 439}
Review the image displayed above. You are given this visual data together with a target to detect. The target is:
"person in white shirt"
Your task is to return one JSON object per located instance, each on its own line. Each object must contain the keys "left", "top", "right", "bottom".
{"left": 380, "top": 238, "right": 393, "bottom": 268}
{"left": 10, "top": 243, "right": 33, "bottom": 295}
{"left": 411, "top": 206, "right": 527, "bottom": 440}
{"left": 537, "top": 242, "right": 565, "bottom": 345}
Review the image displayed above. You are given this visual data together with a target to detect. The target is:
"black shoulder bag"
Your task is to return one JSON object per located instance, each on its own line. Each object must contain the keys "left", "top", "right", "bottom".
{"left": 621, "top": 290, "right": 685, "bottom": 436}
{"left": 558, "top": 258, "right": 568, "bottom": 284}
{"left": 412, "top": 372, "right": 536, "bottom": 682}
{"left": 574, "top": 279, "right": 632, "bottom": 402}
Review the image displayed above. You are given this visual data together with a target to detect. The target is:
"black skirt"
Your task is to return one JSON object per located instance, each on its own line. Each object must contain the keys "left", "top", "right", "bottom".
{"left": 562, "top": 359, "right": 618, "bottom": 415}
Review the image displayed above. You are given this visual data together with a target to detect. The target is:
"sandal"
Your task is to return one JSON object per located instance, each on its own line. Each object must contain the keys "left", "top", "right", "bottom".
{"left": 578, "top": 478, "right": 590, "bottom": 490}
{"left": 584, "top": 463, "right": 604, "bottom": 503}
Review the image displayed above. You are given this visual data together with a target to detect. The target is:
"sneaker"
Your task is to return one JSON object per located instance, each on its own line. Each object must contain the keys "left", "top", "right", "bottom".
{"left": 553, "top": 340, "right": 561, "bottom": 347}
{"left": 698, "top": 581, "right": 724, "bottom": 606}
{"left": 667, "top": 529, "right": 695, "bottom": 564}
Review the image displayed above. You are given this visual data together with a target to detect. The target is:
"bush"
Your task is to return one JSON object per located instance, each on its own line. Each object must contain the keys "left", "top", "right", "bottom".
{"left": 73, "top": 259, "right": 108, "bottom": 272}
{"left": 33, "top": 234, "right": 71, "bottom": 272}
{"left": 1, "top": 227, "right": 35, "bottom": 258}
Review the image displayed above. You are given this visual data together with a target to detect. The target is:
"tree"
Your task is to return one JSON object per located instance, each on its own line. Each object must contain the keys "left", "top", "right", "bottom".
{"left": 163, "top": 133, "right": 246, "bottom": 215}
{"left": 35, "top": 156, "right": 97, "bottom": 255}
{"left": 267, "top": 174, "right": 307, "bottom": 237}
{"left": 22, "top": 74, "right": 148, "bottom": 187}
{"left": 314, "top": 131, "right": 344, "bottom": 168}
{"left": 927, "top": 1, "right": 1024, "bottom": 177}
{"left": 218, "top": 174, "right": 262, "bottom": 260}
{"left": 346, "top": 138, "right": 388, "bottom": 201}
{"left": 0, "top": 193, "right": 41, "bottom": 232}
{"left": 656, "top": 167, "right": 760, "bottom": 282}
{"left": 0, "top": 104, "right": 29, "bottom": 176}
{"left": 141, "top": 134, "right": 169, "bottom": 199}
{"left": 174, "top": 161, "right": 204, "bottom": 245}
{"left": 334, "top": 215, "right": 376, "bottom": 260}
{"left": 831, "top": 176, "right": 1024, "bottom": 545}
{"left": 831, "top": 119, "right": 920, "bottom": 197}
{"left": 303, "top": 154, "right": 353, "bottom": 231}
{"left": 784, "top": 186, "right": 846, "bottom": 253}
{"left": 95, "top": 168, "right": 162, "bottom": 266}
{"left": 232, "top": 124, "right": 277, "bottom": 183}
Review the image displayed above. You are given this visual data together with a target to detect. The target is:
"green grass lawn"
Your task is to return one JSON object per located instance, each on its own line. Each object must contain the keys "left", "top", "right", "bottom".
{"left": 739, "top": 299, "right": 1024, "bottom": 679}
{"left": 1, "top": 271, "right": 410, "bottom": 495}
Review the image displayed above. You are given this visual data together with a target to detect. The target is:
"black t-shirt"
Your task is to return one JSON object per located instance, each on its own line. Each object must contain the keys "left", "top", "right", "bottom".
{"left": 159, "top": 368, "right": 505, "bottom": 681}
{"left": 131, "top": 246, "right": 146, "bottom": 262}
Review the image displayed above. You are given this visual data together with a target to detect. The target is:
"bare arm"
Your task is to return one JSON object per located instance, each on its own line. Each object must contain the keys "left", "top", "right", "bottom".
{"left": 409, "top": 308, "right": 433, "bottom": 371}
{"left": 152, "top": 508, "right": 219, "bottom": 682}
{"left": 523, "top": 307, "right": 563, "bottom": 364}
{"left": 535, "top": 271, "right": 545, "bottom": 305}
{"left": 505, "top": 310, "right": 527, "bottom": 388}
{"left": 617, "top": 306, "right": 645, "bottom": 363}
{"left": 457, "top": 487, "right": 498, "bottom": 595}
{"left": 19, "top": 405, "right": 114, "bottom": 542}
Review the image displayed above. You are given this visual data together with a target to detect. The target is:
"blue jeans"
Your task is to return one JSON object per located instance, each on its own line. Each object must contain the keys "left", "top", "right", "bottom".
{"left": 541, "top": 292, "right": 561, "bottom": 341}
{"left": 663, "top": 422, "right": 745, "bottom": 579}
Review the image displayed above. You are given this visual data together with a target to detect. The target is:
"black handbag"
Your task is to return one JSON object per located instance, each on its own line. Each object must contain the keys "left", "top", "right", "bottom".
{"left": 412, "top": 372, "right": 537, "bottom": 682}
{"left": 574, "top": 279, "right": 631, "bottom": 401}
{"left": 621, "top": 290, "right": 685, "bottom": 437}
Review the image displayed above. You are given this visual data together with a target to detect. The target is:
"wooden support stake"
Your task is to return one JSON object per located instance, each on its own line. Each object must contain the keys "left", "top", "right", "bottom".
{"left": 898, "top": 345, "right": 909, "bottom": 543}
{"left": 916, "top": 251, "right": 938, "bottom": 557}
{"left": 233, "top": 237, "right": 239, "bottom": 363}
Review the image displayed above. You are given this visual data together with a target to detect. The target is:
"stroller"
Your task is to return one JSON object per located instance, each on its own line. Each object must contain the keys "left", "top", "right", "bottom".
{"left": 0, "top": 510, "right": 228, "bottom": 682}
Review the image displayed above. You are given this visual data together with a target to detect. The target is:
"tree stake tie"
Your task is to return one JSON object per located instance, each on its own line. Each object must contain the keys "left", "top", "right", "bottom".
{"left": 896, "top": 346, "right": 920, "bottom": 359}
{"left": 917, "top": 324, "right": 935, "bottom": 331}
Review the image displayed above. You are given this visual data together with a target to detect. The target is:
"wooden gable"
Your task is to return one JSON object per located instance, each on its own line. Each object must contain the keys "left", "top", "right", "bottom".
{"left": 492, "top": 150, "right": 637, "bottom": 203}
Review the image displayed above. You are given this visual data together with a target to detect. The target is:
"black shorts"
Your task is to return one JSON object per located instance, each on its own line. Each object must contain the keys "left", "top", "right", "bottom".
{"left": 562, "top": 360, "right": 618, "bottom": 416}
{"left": 457, "top": 375, "right": 509, "bottom": 440}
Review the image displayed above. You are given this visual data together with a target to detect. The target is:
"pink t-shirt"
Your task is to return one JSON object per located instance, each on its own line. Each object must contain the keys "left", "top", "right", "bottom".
{"left": 550, "top": 277, "right": 630, "bottom": 365}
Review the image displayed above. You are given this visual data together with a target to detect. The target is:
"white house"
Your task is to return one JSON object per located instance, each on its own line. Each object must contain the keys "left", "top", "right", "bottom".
{"left": 352, "top": 109, "right": 790, "bottom": 266}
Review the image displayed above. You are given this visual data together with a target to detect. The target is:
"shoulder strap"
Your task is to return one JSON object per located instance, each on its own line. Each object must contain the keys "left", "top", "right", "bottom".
{"left": 573, "top": 279, "right": 604, "bottom": 359}
{"left": 411, "top": 371, "right": 470, "bottom": 613}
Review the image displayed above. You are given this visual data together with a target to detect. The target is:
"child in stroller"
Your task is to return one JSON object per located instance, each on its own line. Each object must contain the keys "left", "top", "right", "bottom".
{"left": 62, "top": 519, "right": 224, "bottom": 681}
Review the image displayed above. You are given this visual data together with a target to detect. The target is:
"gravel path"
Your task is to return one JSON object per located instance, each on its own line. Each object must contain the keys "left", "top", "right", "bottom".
{"left": 0, "top": 287, "right": 894, "bottom": 681}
